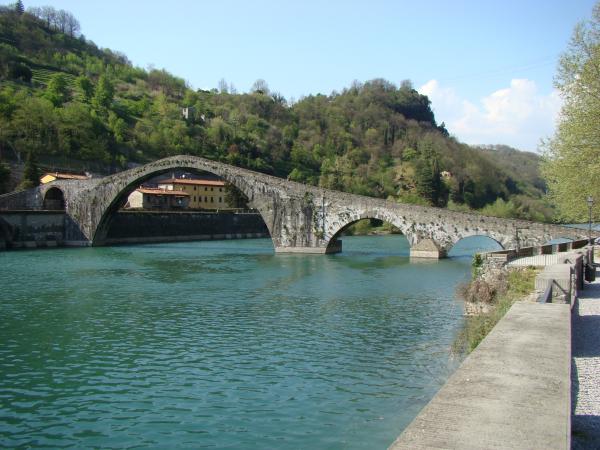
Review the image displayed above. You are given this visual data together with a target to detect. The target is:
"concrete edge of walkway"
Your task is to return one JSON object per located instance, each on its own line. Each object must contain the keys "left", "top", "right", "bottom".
{"left": 388, "top": 301, "right": 571, "bottom": 450}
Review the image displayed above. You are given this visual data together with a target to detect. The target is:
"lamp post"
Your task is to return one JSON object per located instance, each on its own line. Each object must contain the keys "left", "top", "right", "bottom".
{"left": 587, "top": 196, "right": 594, "bottom": 245}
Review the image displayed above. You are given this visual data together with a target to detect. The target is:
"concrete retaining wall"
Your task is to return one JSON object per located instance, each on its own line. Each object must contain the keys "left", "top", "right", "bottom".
{"left": 389, "top": 302, "right": 572, "bottom": 450}
{"left": 0, "top": 211, "right": 67, "bottom": 248}
{"left": 104, "top": 211, "right": 269, "bottom": 245}
{"left": 0, "top": 210, "right": 270, "bottom": 249}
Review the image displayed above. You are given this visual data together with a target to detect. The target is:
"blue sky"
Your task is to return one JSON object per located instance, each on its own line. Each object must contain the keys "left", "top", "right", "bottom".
{"left": 15, "top": 0, "right": 599, "bottom": 152}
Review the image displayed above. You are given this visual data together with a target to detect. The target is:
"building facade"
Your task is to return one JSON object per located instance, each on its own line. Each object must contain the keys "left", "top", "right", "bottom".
{"left": 157, "top": 178, "right": 229, "bottom": 209}
{"left": 126, "top": 188, "right": 190, "bottom": 210}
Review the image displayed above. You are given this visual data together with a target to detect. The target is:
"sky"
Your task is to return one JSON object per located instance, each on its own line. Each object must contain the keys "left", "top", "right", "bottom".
{"left": 14, "top": 0, "right": 599, "bottom": 152}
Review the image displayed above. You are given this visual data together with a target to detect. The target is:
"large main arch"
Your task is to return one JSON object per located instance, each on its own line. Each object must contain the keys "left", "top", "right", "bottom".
{"left": 71, "top": 159, "right": 278, "bottom": 246}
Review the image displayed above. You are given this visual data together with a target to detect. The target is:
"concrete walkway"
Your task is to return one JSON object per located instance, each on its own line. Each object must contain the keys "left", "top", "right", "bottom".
{"left": 389, "top": 302, "right": 571, "bottom": 450}
{"left": 571, "top": 267, "right": 600, "bottom": 449}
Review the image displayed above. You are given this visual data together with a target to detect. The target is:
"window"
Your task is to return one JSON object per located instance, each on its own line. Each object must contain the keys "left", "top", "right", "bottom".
{"left": 194, "top": 186, "right": 197, "bottom": 191}
{"left": 211, "top": 197, "right": 214, "bottom": 202}
{"left": 219, "top": 197, "right": 222, "bottom": 202}
{"left": 204, "top": 196, "right": 207, "bottom": 202}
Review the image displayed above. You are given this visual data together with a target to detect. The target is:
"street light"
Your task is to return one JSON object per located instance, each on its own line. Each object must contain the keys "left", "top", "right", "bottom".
{"left": 587, "top": 195, "right": 594, "bottom": 245}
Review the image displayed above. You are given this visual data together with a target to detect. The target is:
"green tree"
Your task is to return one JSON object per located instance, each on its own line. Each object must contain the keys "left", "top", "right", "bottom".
{"left": 8, "top": 63, "right": 31, "bottom": 82}
{"left": 542, "top": 2, "right": 600, "bottom": 222}
{"left": 15, "top": 0, "right": 24, "bottom": 15}
{"left": 19, "top": 149, "right": 40, "bottom": 190}
{"left": 44, "top": 73, "right": 70, "bottom": 107}
{"left": 75, "top": 75, "right": 94, "bottom": 102}
{"left": 92, "top": 74, "right": 114, "bottom": 111}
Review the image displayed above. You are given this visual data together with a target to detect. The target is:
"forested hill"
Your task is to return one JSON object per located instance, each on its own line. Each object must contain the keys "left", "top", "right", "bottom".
{"left": 0, "top": 4, "right": 553, "bottom": 221}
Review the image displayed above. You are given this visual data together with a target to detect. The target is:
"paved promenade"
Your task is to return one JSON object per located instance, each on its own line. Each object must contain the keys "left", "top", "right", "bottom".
{"left": 389, "top": 301, "right": 571, "bottom": 450}
{"left": 572, "top": 267, "right": 600, "bottom": 449}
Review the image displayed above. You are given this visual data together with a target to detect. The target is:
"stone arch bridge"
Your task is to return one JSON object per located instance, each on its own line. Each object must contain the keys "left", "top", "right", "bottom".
{"left": 0, "top": 155, "right": 592, "bottom": 257}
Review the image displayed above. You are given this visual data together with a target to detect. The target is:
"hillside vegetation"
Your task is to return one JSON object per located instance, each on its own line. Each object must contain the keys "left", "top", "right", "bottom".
{"left": 0, "top": 4, "right": 554, "bottom": 221}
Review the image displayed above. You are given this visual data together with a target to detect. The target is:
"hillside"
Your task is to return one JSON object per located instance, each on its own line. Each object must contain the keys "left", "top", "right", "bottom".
{"left": 0, "top": 4, "right": 554, "bottom": 221}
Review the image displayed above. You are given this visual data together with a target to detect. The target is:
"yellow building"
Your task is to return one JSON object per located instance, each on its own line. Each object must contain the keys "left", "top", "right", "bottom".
{"left": 157, "top": 178, "right": 230, "bottom": 209}
{"left": 40, "top": 172, "right": 90, "bottom": 184}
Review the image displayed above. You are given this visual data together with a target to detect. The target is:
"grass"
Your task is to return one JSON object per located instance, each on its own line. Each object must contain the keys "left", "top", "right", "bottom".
{"left": 453, "top": 267, "right": 538, "bottom": 355}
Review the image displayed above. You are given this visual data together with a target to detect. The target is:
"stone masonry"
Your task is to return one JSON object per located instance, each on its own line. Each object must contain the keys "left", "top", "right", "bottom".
{"left": 0, "top": 155, "right": 594, "bottom": 256}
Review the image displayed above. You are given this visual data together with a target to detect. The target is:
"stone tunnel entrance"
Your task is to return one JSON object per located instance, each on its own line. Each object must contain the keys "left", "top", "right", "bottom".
{"left": 43, "top": 187, "right": 66, "bottom": 210}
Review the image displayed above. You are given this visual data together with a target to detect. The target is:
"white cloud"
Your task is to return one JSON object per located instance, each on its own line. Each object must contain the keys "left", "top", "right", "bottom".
{"left": 418, "top": 78, "right": 562, "bottom": 152}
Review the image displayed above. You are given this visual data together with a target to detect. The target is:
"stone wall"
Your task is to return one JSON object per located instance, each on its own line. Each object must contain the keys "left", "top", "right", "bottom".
{"left": 0, "top": 211, "right": 66, "bottom": 249}
{"left": 0, "top": 210, "right": 270, "bottom": 250}
{"left": 104, "top": 211, "right": 269, "bottom": 245}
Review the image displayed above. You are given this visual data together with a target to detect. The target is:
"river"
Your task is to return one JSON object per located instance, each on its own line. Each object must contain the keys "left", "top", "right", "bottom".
{"left": 0, "top": 235, "right": 500, "bottom": 449}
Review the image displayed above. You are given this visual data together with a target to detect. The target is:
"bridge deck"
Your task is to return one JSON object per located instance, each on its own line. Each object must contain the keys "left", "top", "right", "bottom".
{"left": 389, "top": 301, "right": 571, "bottom": 450}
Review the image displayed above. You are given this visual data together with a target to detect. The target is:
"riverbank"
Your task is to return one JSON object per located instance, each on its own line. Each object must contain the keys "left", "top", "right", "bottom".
{"left": 454, "top": 264, "right": 539, "bottom": 354}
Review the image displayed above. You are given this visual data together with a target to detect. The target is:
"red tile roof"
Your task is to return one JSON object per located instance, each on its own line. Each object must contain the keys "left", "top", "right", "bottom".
{"left": 136, "top": 188, "right": 190, "bottom": 196}
{"left": 158, "top": 178, "right": 226, "bottom": 187}
{"left": 42, "top": 172, "right": 89, "bottom": 180}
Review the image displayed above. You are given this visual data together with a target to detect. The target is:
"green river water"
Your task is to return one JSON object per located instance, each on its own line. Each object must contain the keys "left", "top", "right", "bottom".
{"left": 0, "top": 235, "right": 500, "bottom": 449}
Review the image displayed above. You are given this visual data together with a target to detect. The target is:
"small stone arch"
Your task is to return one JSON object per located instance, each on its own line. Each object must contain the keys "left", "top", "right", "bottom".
{"left": 447, "top": 234, "right": 505, "bottom": 257}
{"left": 325, "top": 213, "right": 413, "bottom": 253}
{"left": 43, "top": 187, "right": 66, "bottom": 210}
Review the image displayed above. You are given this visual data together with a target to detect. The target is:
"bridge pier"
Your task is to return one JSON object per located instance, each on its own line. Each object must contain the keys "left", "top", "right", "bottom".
{"left": 409, "top": 239, "right": 447, "bottom": 259}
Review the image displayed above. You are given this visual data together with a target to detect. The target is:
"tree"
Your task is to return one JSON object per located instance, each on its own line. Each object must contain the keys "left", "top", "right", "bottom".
{"left": 44, "top": 73, "right": 70, "bottom": 106}
{"left": 541, "top": 2, "right": 600, "bottom": 222}
{"left": 75, "top": 75, "right": 94, "bottom": 102}
{"left": 15, "top": 0, "right": 24, "bottom": 15}
{"left": 251, "top": 79, "right": 269, "bottom": 95}
{"left": 92, "top": 74, "right": 114, "bottom": 111}
{"left": 8, "top": 62, "right": 31, "bottom": 82}
{"left": 20, "top": 149, "right": 40, "bottom": 190}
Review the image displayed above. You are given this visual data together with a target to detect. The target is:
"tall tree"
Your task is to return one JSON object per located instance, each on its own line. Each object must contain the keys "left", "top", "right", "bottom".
{"left": 15, "top": 0, "right": 24, "bottom": 15}
{"left": 44, "top": 73, "right": 69, "bottom": 107}
{"left": 92, "top": 74, "right": 114, "bottom": 112}
{"left": 542, "top": 2, "right": 600, "bottom": 222}
{"left": 20, "top": 149, "right": 40, "bottom": 189}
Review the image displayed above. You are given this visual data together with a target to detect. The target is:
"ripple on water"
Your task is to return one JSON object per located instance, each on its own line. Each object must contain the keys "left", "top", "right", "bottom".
{"left": 0, "top": 236, "right": 492, "bottom": 449}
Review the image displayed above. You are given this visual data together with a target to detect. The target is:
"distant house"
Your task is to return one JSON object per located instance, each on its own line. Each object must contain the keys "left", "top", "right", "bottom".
{"left": 40, "top": 172, "right": 90, "bottom": 184}
{"left": 440, "top": 171, "right": 452, "bottom": 179}
{"left": 126, "top": 188, "right": 190, "bottom": 210}
{"left": 157, "top": 178, "right": 230, "bottom": 209}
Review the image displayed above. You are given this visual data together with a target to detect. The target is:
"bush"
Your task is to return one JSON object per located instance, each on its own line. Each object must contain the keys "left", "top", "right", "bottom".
{"left": 8, "top": 62, "right": 32, "bottom": 82}
{"left": 454, "top": 267, "right": 537, "bottom": 354}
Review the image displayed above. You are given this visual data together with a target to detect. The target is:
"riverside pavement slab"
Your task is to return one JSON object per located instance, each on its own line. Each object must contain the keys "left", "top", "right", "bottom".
{"left": 388, "top": 301, "right": 571, "bottom": 450}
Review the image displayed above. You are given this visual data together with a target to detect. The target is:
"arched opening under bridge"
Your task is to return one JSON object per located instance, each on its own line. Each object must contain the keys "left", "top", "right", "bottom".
{"left": 325, "top": 218, "right": 411, "bottom": 256}
{"left": 96, "top": 168, "right": 272, "bottom": 249}
{"left": 447, "top": 235, "right": 504, "bottom": 258}
{"left": 43, "top": 187, "right": 65, "bottom": 210}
